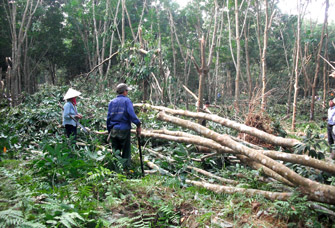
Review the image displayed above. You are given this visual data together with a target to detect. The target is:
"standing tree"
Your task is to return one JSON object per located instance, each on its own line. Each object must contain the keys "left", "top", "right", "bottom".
{"left": 292, "top": 0, "right": 302, "bottom": 131}
{"left": 260, "top": 0, "right": 276, "bottom": 113}
{"left": 3, "top": 0, "right": 42, "bottom": 104}
{"left": 310, "top": 0, "right": 328, "bottom": 120}
{"left": 193, "top": 0, "right": 218, "bottom": 119}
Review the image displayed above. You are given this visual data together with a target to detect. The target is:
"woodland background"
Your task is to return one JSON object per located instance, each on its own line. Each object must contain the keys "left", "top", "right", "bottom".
{"left": 2, "top": 0, "right": 335, "bottom": 227}
{"left": 1, "top": 0, "right": 335, "bottom": 118}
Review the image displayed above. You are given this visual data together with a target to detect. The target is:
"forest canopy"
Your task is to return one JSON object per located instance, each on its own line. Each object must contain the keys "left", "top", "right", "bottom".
{"left": 1, "top": 0, "right": 335, "bottom": 227}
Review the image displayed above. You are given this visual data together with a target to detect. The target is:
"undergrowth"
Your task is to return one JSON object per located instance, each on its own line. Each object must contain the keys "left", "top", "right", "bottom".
{"left": 0, "top": 84, "right": 335, "bottom": 227}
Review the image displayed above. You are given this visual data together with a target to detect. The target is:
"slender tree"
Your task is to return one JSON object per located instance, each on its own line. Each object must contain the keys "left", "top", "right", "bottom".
{"left": 3, "top": 0, "right": 42, "bottom": 104}
{"left": 292, "top": 0, "right": 302, "bottom": 131}
{"left": 310, "top": 0, "right": 328, "bottom": 120}
{"left": 260, "top": 0, "right": 276, "bottom": 113}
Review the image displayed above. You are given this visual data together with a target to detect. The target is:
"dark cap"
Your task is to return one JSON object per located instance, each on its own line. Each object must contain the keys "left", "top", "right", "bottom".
{"left": 116, "top": 83, "right": 130, "bottom": 94}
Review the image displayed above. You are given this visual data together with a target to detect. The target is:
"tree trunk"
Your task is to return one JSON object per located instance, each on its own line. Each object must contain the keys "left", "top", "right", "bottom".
{"left": 292, "top": 1, "right": 301, "bottom": 131}
{"left": 140, "top": 128, "right": 335, "bottom": 174}
{"left": 157, "top": 111, "right": 335, "bottom": 204}
{"left": 244, "top": 22, "right": 252, "bottom": 100}
{"left": 323, "top": 30, "right": 329, "bottom": 110}
{"left": 106, "top": 0, "right": 121, "bottom": 79}
{"left": 121, "top": 0, "right": 125, "bottom": 47}
{"left": 92, "top": 0, "right": 101, "bottom": 76}
{"left": 261, "top": 0, "right": 269, "bottom": 113}
{"left": 136, "top": 104, "right": 300, "bottom": 147}
{"left": 186, "top": 180, "right": 293, "bottom": 201}
{"left": 5, "top": 0, "right": 42, "bottom": 105}
{"left": 310, "top": 0, "right": 328, "bottom": 120}
{"left": 196, "top": 36, "right": 206, "bottom": 116}
{"left": 234, "top": 0, "right": 241, "bottom": 111}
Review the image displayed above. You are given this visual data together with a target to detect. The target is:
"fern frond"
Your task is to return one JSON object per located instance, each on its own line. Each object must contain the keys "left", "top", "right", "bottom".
{"left": 111, "top": 217, "right": 132, "bottom": 228}
{"left": 0, "top": 209, "right": 24, "bottom": 226}
{"left": 20, "top": 221, "right": 47, "bottom": 228}
{"left": 56, "top": 212, "right": 84, "bottom": 228}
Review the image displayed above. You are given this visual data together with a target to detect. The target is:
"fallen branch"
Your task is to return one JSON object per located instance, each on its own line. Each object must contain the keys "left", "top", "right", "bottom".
{"left": 145, "top": 148, "right": 238, "bottom": 185}
{"left": 183, "top": 84, "right": 198, "bottom": 101}
{"left": 84, "top": 51, "right": 119, "bottom": 80}
{"left": 143, "top": 157, "right": 173, "bottom": 176}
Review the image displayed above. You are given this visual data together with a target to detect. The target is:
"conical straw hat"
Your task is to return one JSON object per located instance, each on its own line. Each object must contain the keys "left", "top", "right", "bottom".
{"left": 63, "top": 88, "right": 81, "bottom": 100}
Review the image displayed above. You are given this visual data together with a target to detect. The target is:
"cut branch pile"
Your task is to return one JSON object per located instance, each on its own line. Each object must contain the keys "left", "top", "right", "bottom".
{"left": 134, "top": 103, "right": 335, "bottom": 205}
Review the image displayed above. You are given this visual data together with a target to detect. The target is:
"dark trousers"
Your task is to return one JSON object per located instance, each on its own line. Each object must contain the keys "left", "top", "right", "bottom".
{"left": 327, "top": 124, "right": 335, "bottom": 146}
{"left": 110, "top": 129, "right": 131, "bottom": 168}
{"left": 65, "top": 124, "right": 77, "bottom": 140}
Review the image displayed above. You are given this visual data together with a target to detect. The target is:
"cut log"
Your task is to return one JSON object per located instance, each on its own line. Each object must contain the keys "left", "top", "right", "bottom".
{"left": 140, "top": 129, "right": 335, "bottom": 174}
{"left": 186, "top": 180, "right": 293, "bottom": 201}
{"left": 157, "top": 111, "right": 335, "bottom": 204}
{"left": 134, "top": 103, "right": 300, "bottom": 148}
{"left": 140, "top": 129, "right": 293, "bottom": 185}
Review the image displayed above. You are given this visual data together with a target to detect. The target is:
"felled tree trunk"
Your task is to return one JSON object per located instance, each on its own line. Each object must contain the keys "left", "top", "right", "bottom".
{"left": 140, "top": 130, "right": 292, "bottom": 185}
{"left": 143, "top": 129, "right": 335, "bottom": 175}
{"left": 134, "top": 104, "right": 300, "bottom": 148}
{"left": 157, "top": 111, "right": 335, "bottom": 205}
{"left": 186, "top": 180, "right": 293, "bottom": 201}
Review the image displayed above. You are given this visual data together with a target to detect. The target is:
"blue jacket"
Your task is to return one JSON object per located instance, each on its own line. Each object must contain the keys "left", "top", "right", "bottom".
{"left": 63, "top": 102, "right": 78, "bottom": 127}
{"left": 328, "top": 106, "right": 335, "bottom": 125}
{"left": 107, "top": 95, "right": 141, "bottom": 132}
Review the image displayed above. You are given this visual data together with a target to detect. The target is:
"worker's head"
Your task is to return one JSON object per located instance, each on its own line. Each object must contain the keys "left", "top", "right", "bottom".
{"left": 63, "top": 88, "right": 81, "bottom": 101}
{"left": 330, "top": 99, "right": 335, "bottom": 107}
{"left": 116, "top": 83, "right": 130, "bottom": 94}
{"left": 204, "top": 101, "right": 210, "bottom": 107}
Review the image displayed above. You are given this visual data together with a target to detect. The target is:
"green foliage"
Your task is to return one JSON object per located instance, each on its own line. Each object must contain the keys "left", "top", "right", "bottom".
{"left": 294, "top": 127, "right": 326, "bottom": 160}
{"left": 1, "top": 81, "right": 335, "bottom": 228}
{"left": 53, "top": 212, "right": 84, "bottom": 228}
{"left": 270, "top": 193, "right": 320, "bottom": 227}
{"left": 156, "top": 204, "right": 180, "bottom": 226}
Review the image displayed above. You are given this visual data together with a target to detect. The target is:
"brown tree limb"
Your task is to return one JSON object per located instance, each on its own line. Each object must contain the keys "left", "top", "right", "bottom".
{"left": 84, "top": 51, "right": 119, "bottom": 80}
{"left": 145, "top": 147, "right": 238, "bottom": 185}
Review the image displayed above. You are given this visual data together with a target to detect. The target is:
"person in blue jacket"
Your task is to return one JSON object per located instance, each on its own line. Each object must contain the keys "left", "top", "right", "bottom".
{"left": 107, "top": 83, "right": 141, "bottom": 168}
{"left": 62, "top": 88, "right": 83, "bottom": 141}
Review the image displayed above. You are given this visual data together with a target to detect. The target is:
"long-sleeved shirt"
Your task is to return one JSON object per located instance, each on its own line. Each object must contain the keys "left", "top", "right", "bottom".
{"left": 328, "top": 106, "right": 335, "bottom": 125}
{"left": 63, "top": 101, "right": 78, "bottom": 127}
{"left": 107, "top": 95, "right": 141, "bottom": 132}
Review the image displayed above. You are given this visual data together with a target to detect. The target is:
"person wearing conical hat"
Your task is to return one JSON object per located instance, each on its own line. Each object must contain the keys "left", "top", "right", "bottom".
{"left": 62, "top": 88, "right": 83, "bottom": 141}
{"left": 107, "top": 83, "right": 141, "bottom": 169}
